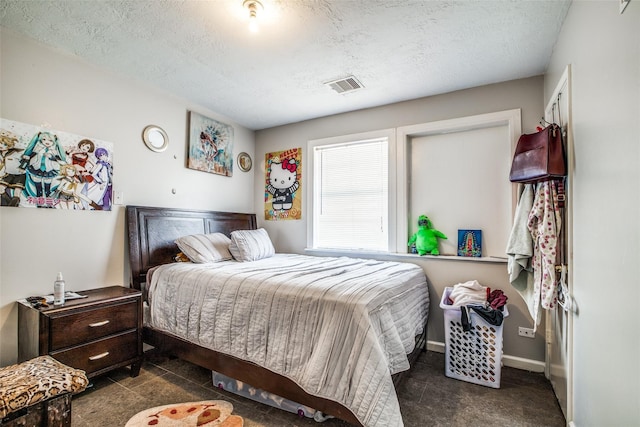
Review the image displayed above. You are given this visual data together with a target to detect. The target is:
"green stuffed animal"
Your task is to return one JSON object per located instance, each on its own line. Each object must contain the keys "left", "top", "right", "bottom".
{"left": 408, "top": 215, "right": 448, "bottom": 255}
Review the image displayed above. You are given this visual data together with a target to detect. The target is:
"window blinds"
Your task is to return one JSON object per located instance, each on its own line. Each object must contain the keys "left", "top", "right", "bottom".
{"left": 313, "top": 138, "right": 388, "bottom": 251}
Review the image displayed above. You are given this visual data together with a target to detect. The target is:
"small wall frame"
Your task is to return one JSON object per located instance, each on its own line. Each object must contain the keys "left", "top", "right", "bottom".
{"left": 142, "top": 125, "right": 169, "bottom": 152}
{"left": 237, "top": 152, "right": 252, "bottom": 172}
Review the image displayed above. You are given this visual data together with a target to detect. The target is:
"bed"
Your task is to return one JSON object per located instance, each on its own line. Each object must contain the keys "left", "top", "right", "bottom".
{"left": 126, "top": 205, "right": 429, "bottom": 427}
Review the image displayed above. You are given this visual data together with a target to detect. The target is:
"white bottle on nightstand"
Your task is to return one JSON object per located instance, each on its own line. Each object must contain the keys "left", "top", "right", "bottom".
{"left": 54, "top": 272, "right": 65, "bottom": 306}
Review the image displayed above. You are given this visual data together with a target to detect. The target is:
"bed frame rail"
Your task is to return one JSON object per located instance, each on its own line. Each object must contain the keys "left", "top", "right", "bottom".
{"left": 143, "top": 327, "right": 362, "bottom": 425}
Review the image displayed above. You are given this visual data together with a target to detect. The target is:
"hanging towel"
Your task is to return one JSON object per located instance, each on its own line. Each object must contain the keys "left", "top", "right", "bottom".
{"left": 528, "top": 180, "right": 562, "bottom": 315}
{"left": 505, "top": 184, "right": 539, "bottom": 324}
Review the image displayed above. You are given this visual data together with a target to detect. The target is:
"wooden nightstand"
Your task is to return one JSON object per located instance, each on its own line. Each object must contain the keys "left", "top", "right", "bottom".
{"left": 18, "top": 286, "right": 142, "bottom": 378}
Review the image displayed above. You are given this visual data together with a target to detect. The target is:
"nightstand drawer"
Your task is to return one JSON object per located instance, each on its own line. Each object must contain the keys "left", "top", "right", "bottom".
{"left": 49, "top": 301, "right": 138, "bottom": 350}
{"left": 51, "top": 330, "right": 139, "bottom": 375}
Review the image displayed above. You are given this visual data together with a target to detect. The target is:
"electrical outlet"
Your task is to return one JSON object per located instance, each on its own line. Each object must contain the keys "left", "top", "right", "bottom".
{"left": 114, "top": 191, "right": 124, "bottom": 205}
{"left": 518, "top": 327, "right": 535, "bottom": 338}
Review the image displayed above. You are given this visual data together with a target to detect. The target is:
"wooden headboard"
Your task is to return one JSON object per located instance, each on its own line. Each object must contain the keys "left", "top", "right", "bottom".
{"left": 126, "top": 205, "right": 257, "bottom": 290}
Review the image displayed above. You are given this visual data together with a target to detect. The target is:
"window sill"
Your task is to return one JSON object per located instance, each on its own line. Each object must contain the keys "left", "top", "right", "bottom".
{"left": 304, "top": 248, "right": 508, "bottom": 264}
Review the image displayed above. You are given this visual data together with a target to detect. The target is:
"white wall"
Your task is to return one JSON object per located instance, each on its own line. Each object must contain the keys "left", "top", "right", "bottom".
{"left": 410, "top": 125, "right": 512, "bottom": 258}
{"left": 0, "top": 29, "right": 256, "bottom": 366}
{"left": 544, "top": 1, "right": 640, "bottom": 425}
{"left": 255, "top": 77, "right": 548, "bottom": 364}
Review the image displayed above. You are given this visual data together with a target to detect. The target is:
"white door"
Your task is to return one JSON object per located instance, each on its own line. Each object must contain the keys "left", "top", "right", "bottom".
{"left": 545, "top": 65, "right": 573, "bottom": 423}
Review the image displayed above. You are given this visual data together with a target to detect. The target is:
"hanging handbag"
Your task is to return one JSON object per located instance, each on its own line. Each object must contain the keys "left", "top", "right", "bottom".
{"left": 509, "top": 123, "right": 566, "bottom": 183}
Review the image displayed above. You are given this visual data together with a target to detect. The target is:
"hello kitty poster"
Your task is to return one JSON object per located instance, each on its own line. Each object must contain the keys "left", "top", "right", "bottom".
{"left": 264, "top": 148, "right": 302, "bottom": 220}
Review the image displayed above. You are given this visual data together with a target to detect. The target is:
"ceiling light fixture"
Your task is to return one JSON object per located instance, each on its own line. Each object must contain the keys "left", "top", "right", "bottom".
{"left": 243, "top": 0, "right": 263, "bottom": 33}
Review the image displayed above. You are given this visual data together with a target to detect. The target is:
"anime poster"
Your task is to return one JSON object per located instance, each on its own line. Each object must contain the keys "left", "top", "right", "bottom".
{"left": 188, "top": 111, "right": 234, "bottom": 176}
{"left": 0, "top": 118, "right": 114, "bottom": 210}
{"left": 265, "top": 148, "right": 302, "bottom": 220}
{"left": 458, "top": 229, "right": 482, "bottom": 257}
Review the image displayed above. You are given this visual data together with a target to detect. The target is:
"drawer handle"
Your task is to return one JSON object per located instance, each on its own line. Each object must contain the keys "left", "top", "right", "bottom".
{"left": 89, "top": 352, "right": 110, "bottom": 361}
{"left": 88, "top": 320, "right": 110, "bottom": 327}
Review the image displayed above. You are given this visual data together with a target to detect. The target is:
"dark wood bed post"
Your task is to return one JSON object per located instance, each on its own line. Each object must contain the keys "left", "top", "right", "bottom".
{"left": 126, "top": 205, "right": 426, "bottom": 426}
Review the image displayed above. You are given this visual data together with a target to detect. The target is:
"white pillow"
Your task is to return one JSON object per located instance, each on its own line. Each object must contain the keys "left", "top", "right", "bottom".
{"left": 229, "top": 228, "right": 275, "bottom": 262}
{"left": 175, "top": 233, "right": 233, "bottom": 263}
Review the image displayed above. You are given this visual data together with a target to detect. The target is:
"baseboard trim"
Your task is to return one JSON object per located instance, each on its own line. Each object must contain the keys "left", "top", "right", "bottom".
{"left": 426, "top": 340, "right": 545, "bottom": 373}
{"left": 503, "top": 354, "right": 545, "bottom": 372}
{"left": 426, "top": 340, "right": 445, "bottom": 353}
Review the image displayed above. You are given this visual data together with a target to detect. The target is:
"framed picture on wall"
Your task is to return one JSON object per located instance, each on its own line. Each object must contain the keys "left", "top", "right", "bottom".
{"left": 264, "top": 148, "right": 302, "bottom": 221}
{"left": 458, "top": 229, "right": 482, "bottom": 257}
{"left": 187, "top": 111, "right": 234, "bottom": 176}
{"left": 0, "top": 117, "right": 115, "bottom": 211}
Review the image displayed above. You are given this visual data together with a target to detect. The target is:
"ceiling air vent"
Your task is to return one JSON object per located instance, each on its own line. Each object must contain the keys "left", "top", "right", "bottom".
{"left": 324, "top": 75, "right": 364, "bottom": 94}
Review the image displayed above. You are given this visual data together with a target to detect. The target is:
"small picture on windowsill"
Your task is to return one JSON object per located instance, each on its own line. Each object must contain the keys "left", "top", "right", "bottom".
{"left": 458, "top": 229, "right": 482, "bottom": 257}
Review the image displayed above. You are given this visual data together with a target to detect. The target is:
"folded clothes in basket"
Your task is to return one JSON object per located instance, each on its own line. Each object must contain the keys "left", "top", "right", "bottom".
{"left": 448, "top": 281, "right": 508, "bottom": 310}
{"left": 461, "top": 305, "right": 505, "bottom": 331}
{"left": 470, "top": 305, "right": 505, "bottom": 326}
{"left": 488, "top": 289, "right": 508, "bottom": 310}
{"left": 448, "top": 280, "right": 489, "bottom": 306}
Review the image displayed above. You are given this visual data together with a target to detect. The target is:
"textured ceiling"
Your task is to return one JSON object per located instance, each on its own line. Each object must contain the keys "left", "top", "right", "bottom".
{"left": 0, "top": 0, "right": 571, "bottom": 130}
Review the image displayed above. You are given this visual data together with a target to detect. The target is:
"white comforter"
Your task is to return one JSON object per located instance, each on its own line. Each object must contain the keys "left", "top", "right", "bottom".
{"left": 147, "top": 254, "right": 429, "bottom": 427}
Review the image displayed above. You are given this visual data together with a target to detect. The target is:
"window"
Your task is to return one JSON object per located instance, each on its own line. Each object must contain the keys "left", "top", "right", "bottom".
{"left": 308, "top": 130, "right": 395, "bottom": 252}
{"left": 307, "top": 110, "right": 519, "bottom": 258}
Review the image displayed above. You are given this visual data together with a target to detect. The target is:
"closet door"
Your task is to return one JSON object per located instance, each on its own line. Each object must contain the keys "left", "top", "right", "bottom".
{"left": 545, "top": 65, "right": 573, "bottom": 422}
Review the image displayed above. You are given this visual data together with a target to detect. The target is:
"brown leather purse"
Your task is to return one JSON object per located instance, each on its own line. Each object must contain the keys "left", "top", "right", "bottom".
{"left": 509, "top": 124, "right": 566, "bottom": 183}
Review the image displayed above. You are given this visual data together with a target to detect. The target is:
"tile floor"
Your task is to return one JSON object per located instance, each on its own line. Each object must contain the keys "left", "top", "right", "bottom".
{"left": 71, "top": 350, "right": 565, "bottom": 426}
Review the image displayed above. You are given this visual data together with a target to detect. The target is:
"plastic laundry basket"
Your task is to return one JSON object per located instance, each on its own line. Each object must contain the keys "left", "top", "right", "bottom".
{"left": 439, "top": 286, "right": 509, "bottom": 388}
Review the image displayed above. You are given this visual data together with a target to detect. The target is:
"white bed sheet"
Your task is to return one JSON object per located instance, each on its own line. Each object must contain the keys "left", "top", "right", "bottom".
{"left": 147, "top": 254, "right": 429, "bottom": 427}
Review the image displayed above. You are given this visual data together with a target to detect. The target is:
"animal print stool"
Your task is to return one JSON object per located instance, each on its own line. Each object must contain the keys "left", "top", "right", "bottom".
{"left": 0, "top": 355, "right": 88, "bottom": 426}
